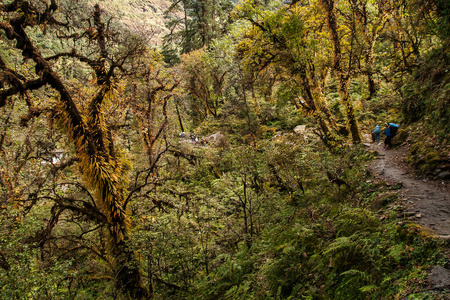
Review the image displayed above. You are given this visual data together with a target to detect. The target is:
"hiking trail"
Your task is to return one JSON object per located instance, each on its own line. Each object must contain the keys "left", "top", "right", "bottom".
{"left": 368, "top": 143, "right": 450, "bottom": 238}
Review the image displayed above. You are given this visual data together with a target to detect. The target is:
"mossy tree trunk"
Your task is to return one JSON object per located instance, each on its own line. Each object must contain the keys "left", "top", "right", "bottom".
{"left": 320, "top": 0, "right": 361, "bottom": 144}
{"left": 0, "top": 1, "right": 148, "bottom": 298}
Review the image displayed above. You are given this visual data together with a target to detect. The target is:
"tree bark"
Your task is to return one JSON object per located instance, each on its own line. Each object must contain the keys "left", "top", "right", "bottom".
{"left": 0, "top": 2, "right": 148, "bottom": 298}
{"left": 320, "top": 0, "right": 361, "bottom": 144}
{"left": 0, "top": 252, "right": 10, "bottom": 271}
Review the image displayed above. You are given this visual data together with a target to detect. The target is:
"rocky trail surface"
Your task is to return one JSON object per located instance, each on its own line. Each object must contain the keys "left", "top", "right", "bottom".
{"left": 368, "top": 143, "right": 450, "bottom": 238}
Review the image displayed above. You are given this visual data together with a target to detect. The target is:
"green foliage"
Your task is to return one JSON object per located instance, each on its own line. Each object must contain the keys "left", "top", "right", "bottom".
{"left": 402, "top": 45, "right": 450, "bottom": 134}
{"left": 405, "top": 137, "right": 446, "bottom": 176}
{"left": 0, "top": 207, "right": 109, "bottom": 299}
{"left": 164, "top": 0, "right": 234, "bottom": 55}
{"left": 1, "top": 0, "right": 449, "bottom": 298}
{"left": 181, "top": 145, "right": 447, "bottom": 300}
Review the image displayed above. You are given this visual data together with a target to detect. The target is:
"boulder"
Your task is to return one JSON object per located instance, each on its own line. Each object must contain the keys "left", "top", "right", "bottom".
{"left": 438, "top": 170, "right": 450, "bottom": 180}
{"left": 205, "top": 132, "right": 225, "bottom": 146}
{"left": 428, "top": 266, "right": 450, "bottom": 289}
{"left": 293, "top": 125, "right": 306, "bottom": 134}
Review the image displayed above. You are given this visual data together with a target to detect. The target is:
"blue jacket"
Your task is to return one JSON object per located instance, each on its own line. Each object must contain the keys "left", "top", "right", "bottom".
{"left": 385, "top": 127, "right": 392, "bottom": 136}
{"left": 374, "top": 125, "right": 381, "bottom": 133}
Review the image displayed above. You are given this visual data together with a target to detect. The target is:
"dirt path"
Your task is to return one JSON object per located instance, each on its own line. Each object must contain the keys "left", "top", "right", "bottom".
{"left": 368, "top": 143, "right": 450, "bottom": 238}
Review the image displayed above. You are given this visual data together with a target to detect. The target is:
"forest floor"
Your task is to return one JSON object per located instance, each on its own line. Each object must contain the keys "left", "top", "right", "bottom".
{"left": 368, "top": 142, "right": 450, "bottom": 238}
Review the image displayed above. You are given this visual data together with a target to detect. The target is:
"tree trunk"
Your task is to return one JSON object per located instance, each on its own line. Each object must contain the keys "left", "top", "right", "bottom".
{"left": 297, "top": 68, "right": 339, "bottom": 148}
{"left": 366, "top": 50, "right": 377, "bottom": 99}
{"left": 0, "top": 252, "right": 10, "bottom": 271}
{"left": 175, "top": 97, "right": 186, "bottom": 133}
{"left": 0, "top": 2, "right": 149, "bottom": 298}
{"left": 320, "top": 0, "right": 361, "bottom": 144}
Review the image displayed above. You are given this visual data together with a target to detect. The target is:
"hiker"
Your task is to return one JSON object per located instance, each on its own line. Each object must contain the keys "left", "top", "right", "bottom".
{"left": 384, "top": 122, "right": 392, "bottom": 150}
{"left": 389, "top": 122, "right": 399, "bottom": 137}
{"left": 373, "top": 124, "right": 381, "bottom": 144}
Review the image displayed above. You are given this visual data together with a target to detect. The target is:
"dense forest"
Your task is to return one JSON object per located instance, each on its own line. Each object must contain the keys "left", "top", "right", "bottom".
{"left": 0, "top": 0, "right": 449, "bottom": 299}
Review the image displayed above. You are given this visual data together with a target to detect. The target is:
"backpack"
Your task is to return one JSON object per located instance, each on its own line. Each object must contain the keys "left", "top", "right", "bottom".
{"left": 389, "top": 123, "right": 399, "bottom": 137}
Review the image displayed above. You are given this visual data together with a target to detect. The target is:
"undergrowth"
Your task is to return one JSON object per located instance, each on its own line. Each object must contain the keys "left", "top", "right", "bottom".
{"left": 180, "top": 146, "right": 448, "bottom": 300}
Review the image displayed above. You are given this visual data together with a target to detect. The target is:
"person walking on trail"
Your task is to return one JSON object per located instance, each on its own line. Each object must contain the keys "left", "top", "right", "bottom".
{"left": 389, "top": 122, "right": 399, "bottom": 137}
{"left": 384, "top": 122, "right": 392, "bottom": 150}
{"left": 373, "top": 124, "right": 381, "bottom": 144}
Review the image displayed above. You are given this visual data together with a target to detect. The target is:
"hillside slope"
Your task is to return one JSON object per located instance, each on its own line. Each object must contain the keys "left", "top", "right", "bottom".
{"left": 95, "top": 0, "right": 175, "bottom": 45}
